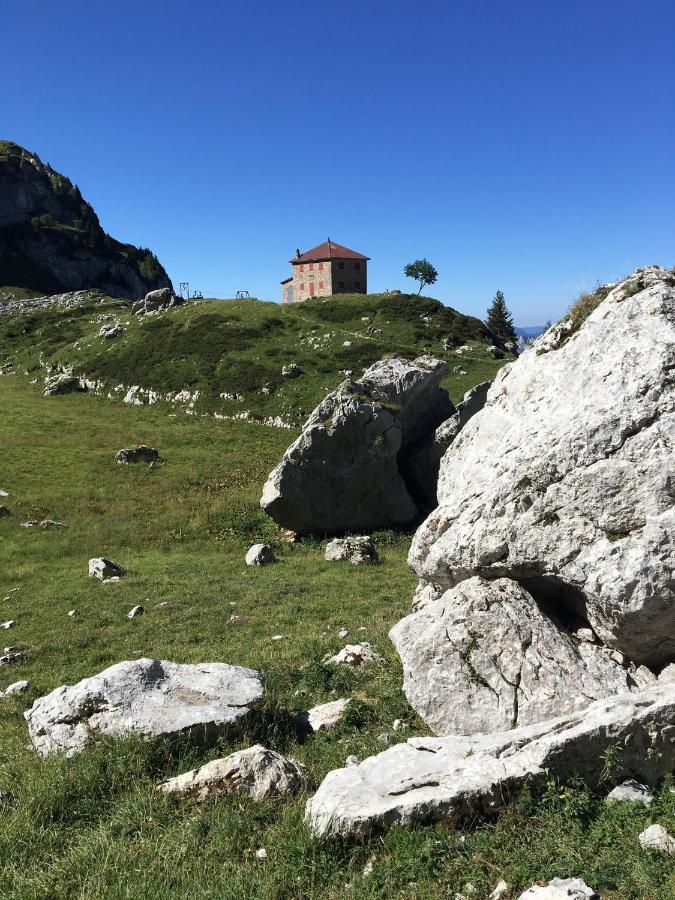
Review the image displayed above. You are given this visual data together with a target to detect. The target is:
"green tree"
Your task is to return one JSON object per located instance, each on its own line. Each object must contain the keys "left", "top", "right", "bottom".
{"left": 486, "top": 290, "right": 517, "bottom": 345}
{"left": 404, "top": 259, "right": 438, "bottom": 295}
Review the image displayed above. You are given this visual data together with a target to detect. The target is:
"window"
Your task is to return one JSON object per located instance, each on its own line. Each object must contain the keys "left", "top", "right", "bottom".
{"left": 309, "top": 262, "right": 314, "bottom": 271}
{"left": 339, "top": 281, "right": 345, "bottom": 289}
{"left": 319, "top": 281, "right": 324, "bottom": 289}
{"left": 354, "top": 262, "right": 361, "bottom": 271}
{"left": 338, "top": 261, "right": 344, "bottom": 270}
{"left": 299, "top": 283, "right": 305, "bottom": 290}
{"left": 318, "top": 262, "right": 323, "bottom": 270}
{"left": 299, "top": 264, "right": 304, "bottom": 272}
{"left": 355, "top": 281, "right": 361, "bottom": 289}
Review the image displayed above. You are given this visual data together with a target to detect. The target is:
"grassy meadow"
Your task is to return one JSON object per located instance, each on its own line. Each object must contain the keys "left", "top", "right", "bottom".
{"left": 0, "top": 293, "right": 673, "bottom": 899}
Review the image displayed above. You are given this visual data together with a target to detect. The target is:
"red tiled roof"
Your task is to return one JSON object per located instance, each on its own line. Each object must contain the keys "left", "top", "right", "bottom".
{"left": 290, "top": 240, "right": 369, "bottom": 264}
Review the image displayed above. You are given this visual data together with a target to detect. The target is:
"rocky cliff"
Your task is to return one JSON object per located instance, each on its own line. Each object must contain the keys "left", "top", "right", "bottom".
{"left": 0, "top": 141, "right": 172, "bottom": 299}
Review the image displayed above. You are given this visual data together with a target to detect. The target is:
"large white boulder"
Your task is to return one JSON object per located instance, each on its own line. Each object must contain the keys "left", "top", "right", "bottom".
{"left": 157, "top": 744, "right": 307, "bottom": 801}
{"left": 390, "top": 577, "right": 654, "bottom": 735}
{"left": 305, "top": 680, "right": 675, "bottom": 839}
{"left": 410, "top": 267, "right": 675, "bottom": 666}
{"left": 518, "top": 878, "right": 597, "bottom": 899}
{"left": 261, "top": 356, "right": 453, "bottom": 534}
{"left": 24, "top": 658, "right": 264, "bottom": 757}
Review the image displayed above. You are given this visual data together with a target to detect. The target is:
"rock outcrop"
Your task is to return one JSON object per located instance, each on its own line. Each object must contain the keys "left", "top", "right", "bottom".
{"left": 390, "top": 577, "right": 654, "bottom": 736}
{"left": 115, "top": 445, "right": 160, "bottom": 465}
{"left": 305, "top": 680, "right": 675, "bottom": 839}
{"left": 43, "top": 374, "right": 88, "bottom": 396}
{"left": 261, "top": 356, "right": 454, "bottom": 534}
{"left": 325, "top": 536, "right": 377, "bottom": 565}
{"left": 158, "top": 744, "right": 307, "bottom": 801}
{"left": 409, "top": 267, "right": 675, "bottom": 667}
{"left": 132, "top": 287, "right": 183, "bottom": 315}
{"left": 24, "top": 658, "right": 264, "bottom": 756}
{"left": 0, "top": 141, "right": 171, "bottom": 299}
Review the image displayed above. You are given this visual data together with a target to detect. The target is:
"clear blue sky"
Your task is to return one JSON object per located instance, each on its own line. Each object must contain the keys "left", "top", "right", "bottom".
{"left": 4, "top": 0, "right": 674, "bottom": 323}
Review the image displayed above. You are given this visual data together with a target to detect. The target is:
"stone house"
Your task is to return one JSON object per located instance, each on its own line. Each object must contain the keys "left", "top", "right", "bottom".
{"left": 281, "top": 239, "right": 369, "bottom": 303}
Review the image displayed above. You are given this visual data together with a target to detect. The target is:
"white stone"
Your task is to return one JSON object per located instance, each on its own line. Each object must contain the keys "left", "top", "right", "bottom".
{"left": 517, "top": 877, "right": 597, "bottom": 899}
{"left": 305, "top": 681, "right": 675, "bottom": 839}
{"left": 157, "top": 744, "right": 307, "bottom": 800}
{"left": 88, "top": 558, "right": 125, "bottom": 580}
{"left": 390, "top": 577, "right": 650, "bottom": 736}
{"left": 0, "top": 679, "right": 29, "bottom": 698}
{"left": 256, "top": 848, "right": 267, "bottom": 860}
{"left": 490, "top": 880, "right": 509, "bottom": 900}
{"left": 24, "top": 658, "right": 264, "bottom": 757}
{"left": 325, "top": 536, "right": 377, "bottom": 565}
{"left": 300, "top": 698, "right": 351, "bottom": 732}
{"left": 409, "top": 268, "right": 675, "bottom": 666}
{"left": 606, "top": 779, "right": 654, "bottom": 805}
{"left": 127, "top": 605, "right": 144, "bottom": 619}
{"left": 638, "top": 824, "right": 675, "bottom": 854}
{"left": 0, "top": 621, "right": 16, "bottom": 630}
{"left": 245, "top": 543, "right": 275, "bottom": 566}
{"left": 328, "top": 643, "right": 381, "bottom": 667}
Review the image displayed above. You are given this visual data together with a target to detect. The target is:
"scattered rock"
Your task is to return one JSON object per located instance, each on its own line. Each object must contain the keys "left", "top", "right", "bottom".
{"left": 410, "top": 268, "right": 675, "bottom": 667}
{"left": 67, "top": 610, "right": 76, "bottom": 618}
{"left": 270, "top": 634, "right": 284, "bottom": 641}
{"left": 88, "top": 557, "right": 125, "bottom": 580}
{"left": 0, "top": 621, "right": 16, "bottom": 630}
{"left": 299, "top": 698, "right": 351, "bottom": 732}
{"left": 490, "top": 880, "right": 509, "bottom": 900}
{"left": 24, "top": 657, "right": 264, "bottom": 757}
{"left": 0, "top": 505, "right": 11, "bottom": 517}
{"left": 337, "top": 627, "right": 350, "bottom": 639}
{"left": 345, "top": 755, "right": 359, "bottom": 767}
{"left": 245, "top": 543, "right": 275, "bottom": 566}
{"left": 0, "top": 490, "right": 8, "bottom": 497}
{"left": 158, "top": 744, "right": 307, "bottom": 801}
{"left": 115, "top": 445, "right": 160, "bottom": 464}
{"left": 281, "top": 363, "right": 302, "bottom": 378}
{"left": 305, "top": 681, "right": 675, "bottom": 838}
{"left": 132, "top": 287, "right": 183, "bottom": 316}
{"left": 517, "top": 877, "right": 597, "bottom": 899}
{"left": 325, "top": 536, "right": 377, "bottom": 565}
{"left": 638, "top": 823, "right": 675, "bottom": 854}
{"left": 328, "top": 643, "right": 381, "bottom": 667}
{"left": 390, "top": 577, "right": 652, "bottom": 736}
{"left": 256, "top": 848, "right": 267, "bottom": 860}
{"left": 43, "top": 374, "right": 88, "bottom": 397}
{"left": 99, "top": 323, "right": 124, "bottom": 339}
{"left": 0, "top": 652, "right": 25, "bottom": 667}
{"left": 606, "top": 779, "right": 654, "bottom": 805}
{"left": 127, "top": 605, "right": 144, "bottom": 619}
{"left": 261, "top": 356, "right": 453, "bottom": 534}
{"left": 0, "top": 679, "right": 29, "bottom": 698}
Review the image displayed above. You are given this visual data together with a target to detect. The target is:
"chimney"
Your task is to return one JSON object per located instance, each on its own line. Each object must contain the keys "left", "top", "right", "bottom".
{"left": 296, "top": 248, "right": 301, "bottom": 258}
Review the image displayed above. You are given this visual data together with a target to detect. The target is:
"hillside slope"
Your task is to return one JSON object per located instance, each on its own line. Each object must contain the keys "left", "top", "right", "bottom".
{"left": 0, "top": 141, "right": 171, "bottom": 300}
{"left": 0, "top": 289, "right": 511, "bottom": 423}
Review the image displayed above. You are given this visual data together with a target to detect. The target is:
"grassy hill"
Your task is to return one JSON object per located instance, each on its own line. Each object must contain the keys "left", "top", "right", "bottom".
{"left": 0, "top": 290, "right": 509, "bottom": 423}
{"left": 0, "top": 374, "right": 672, "bottom": 898}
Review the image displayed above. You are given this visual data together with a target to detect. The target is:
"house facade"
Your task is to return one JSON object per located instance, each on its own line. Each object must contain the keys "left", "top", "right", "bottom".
{"left": 281, "top": 239, "right": 369, "bottom": 303}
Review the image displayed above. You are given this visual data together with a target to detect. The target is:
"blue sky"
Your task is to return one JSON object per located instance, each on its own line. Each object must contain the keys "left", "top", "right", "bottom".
{"left": 3, "top": 0, "right": 674, "bottom": 324}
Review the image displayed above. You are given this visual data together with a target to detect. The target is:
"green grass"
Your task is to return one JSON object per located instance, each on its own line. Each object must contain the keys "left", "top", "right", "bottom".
{"left": 0, "top": 375, "right": 673, "bottom": 899}
{"left": 0, "top": 290, "right": 507, "bottom": 425}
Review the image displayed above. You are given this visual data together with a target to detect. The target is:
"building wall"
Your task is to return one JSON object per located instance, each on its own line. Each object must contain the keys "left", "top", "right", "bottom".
{"left": 330, "top": 258, "right": 367, "bottom": 294}
{"left": 281, "top": 281, "right": 294, "bottom": 303}
{"left": 289, "top": 257, "right": 334, "bottom": 303}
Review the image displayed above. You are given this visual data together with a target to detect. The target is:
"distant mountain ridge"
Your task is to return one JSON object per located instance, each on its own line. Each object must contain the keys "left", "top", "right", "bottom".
{"left": 0, "top": 141, "right": 171, "bottom": 299}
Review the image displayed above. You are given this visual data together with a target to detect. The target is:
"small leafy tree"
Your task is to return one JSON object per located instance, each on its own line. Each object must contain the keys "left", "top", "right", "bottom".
{"left": 486, "top": 290, "right": 517, "bottom": 345}
{"left": 404, "top": 259, "right": 438, "bottom": 295}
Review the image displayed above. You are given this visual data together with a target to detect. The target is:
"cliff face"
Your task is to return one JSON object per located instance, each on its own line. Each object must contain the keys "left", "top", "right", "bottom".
{"left": 0, "top": 141, "right": 172, "bottom": 299}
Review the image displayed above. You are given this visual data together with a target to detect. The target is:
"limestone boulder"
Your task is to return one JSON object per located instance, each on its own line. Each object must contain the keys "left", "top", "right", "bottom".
{"left": 88, "top": 557, "right": 125, "bottom": 580}
{"left": 305, "top": 680, "right": 675, "bottom": 839}
{"left": 158, "top": 744, "right": 307, "bottom": 800}
{"left": 43, "top": 374, "right": 87, "bottom": 397}
{"left": 24, "top": 657, "right": 264, "bottom": 757}
{"left": 410, "top": 267, "right": 675, "bottom": 666}
{"left": 518, "top": 879, "right": 597, "bottom": 900}
{"left": 390, "top": 577, "right": 653, "bottom": 736}
{"left": 325, "top": 536, "right": 377, "bottom": 565}
{"left": 245, "top": 543, "right": 275, "bottom": 566}
{"left": 116, "top": 445, "right": 159, "bottom": 464}
{"left": 260, "top": 356, "right": 453, "bottom": 534}
{"left": 299, "top": 698, "right": 351, "bottom": 732}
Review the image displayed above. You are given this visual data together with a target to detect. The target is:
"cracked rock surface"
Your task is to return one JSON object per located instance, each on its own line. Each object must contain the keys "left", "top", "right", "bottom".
{"left": 261, "top": 356, "right": 453, "bottom": 534}
{"left": 410, "top": 267, "right": 675, "bottom": 666}
{"left": 24, "top": 658, "right": 264, "bottom": 757}
{"left": 390, "top": 577, "right": 653, "bottom": 735}
{"left": 305, "top": 680, "right": 675, "bottom": 839}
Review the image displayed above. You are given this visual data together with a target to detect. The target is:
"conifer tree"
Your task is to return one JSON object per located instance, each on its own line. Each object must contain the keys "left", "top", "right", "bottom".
{"left": 486, "top": 290, "right": 517, "bottom": 345}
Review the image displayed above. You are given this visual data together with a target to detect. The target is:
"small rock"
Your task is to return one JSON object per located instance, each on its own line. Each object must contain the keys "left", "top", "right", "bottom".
{"left": 116, "top": 446, "right": 160, "bottom": 465}
{"left": 0, "top": 652, "right": 25, "bottom": 668}
{"left": 270, "top": 634, "right": 284, "bottom": 641}
{"left": 299, "top": 698, "right": 351, "bottom": 733}
{"left": 490, "top": 881, "right": 509, "bottom": 900}
{"left": 0, "top": 490, "right": 8, "bottom": 497}
{"left": 0, "top": 505, "right": 11, "bottom": 517}
{"left": 256, "top": 848, "right": 267, "bottom": 860}
{"left": 0, "top": 621, "right": 15, "bottom": 630}
{"left": 342, "top": 340, "right": 352, "bottom": 347}
{"left": 337, "top": 627, "right": 350, "bottom": 639}
{"left": 99, "top": 323, "right": 124, "bottom": 339}
{"left": 574, "top": 628, "right": 596, "bottom": 643}
{"left": 281, "top": 363, "right": 302, "bottom": 378}
{"left": 518, "top": 877, "right": 597, "bottom": 899}
{"left": 127, "top": 605, "right": 144, "bottom": 619}
{"left": 345, "top": 755, "right": 359, "bottom": 767}
{"left": 158, "top": 744, "right": 307, "bottom": 801}
{"left": 638, "top": 824, "right": 675, "bottom": 854}
{"left": 376, "top": 732, "right": 391, "bottom": 744}
{"left": 67, "top": 610, "right": 77, "bottom": 618}
{"left": 392, "top": 718, "right": 403, "bottom": 731}
{"left": 245, "top": 544, "right": 275, "bottom": 566}
{"left": 88, "top": 558, "right": 125, "bottom": 580}
{"left": 328, "top": 642, "right": 381, "bottom": 667}
{"left": 606, "top": 779, "right": 654, "bottom": 806}
{"left": 0, "top": 789, "right": 13, "bottom": 806}
{"left": 362, "top": 856, "right": 375, "bottom": 877}
{"left": 325, "top": 536, "right": 377, "bottom": 565}
{"left": 0, "top": 679, "right": 29, "bottom": 698}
